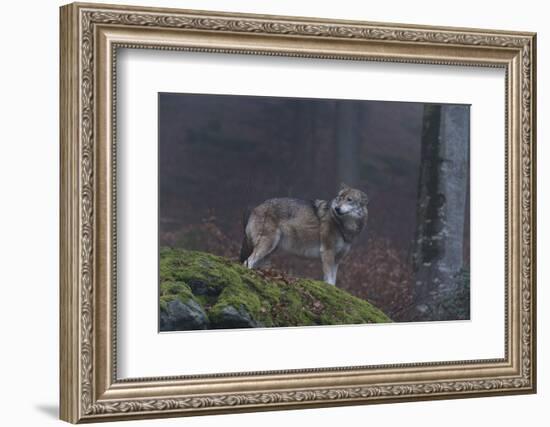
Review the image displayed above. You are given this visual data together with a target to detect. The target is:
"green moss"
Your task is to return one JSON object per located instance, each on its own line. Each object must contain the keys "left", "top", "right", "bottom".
{"left": 159, "top": 280, "right": 199, "bottom": 313}
{"left": 159, "top": 296, "right": 169, "bottom": 313}
{"left": 160, "top": 281, "right": 191, "bottom": 300}
{"left": 209, "top": 280, "right": 263, "bottom": 325}
{"left": 293, "top": 279, "right": 390, "bottom": 325}
{"left": 160, "top": 247, "right": 242, "bottom": 295}
{"left": 159, "top": 248, "right": 391, "bottom": 329}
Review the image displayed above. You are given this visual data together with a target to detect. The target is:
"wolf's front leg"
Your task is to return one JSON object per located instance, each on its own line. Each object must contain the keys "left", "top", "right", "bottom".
{"left": 321, "top": 248, "right": 338, "bottom": 285}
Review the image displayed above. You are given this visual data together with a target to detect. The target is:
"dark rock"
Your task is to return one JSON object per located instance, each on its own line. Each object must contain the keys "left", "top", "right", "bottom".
{"left": 187, "top": 279, "right": 220, "bottom": 297}
{"left": 211, "top": 305, "right": 264, "bottom": 329}
{"left": 160, "top": 299, "right": 209, "bottom": 331}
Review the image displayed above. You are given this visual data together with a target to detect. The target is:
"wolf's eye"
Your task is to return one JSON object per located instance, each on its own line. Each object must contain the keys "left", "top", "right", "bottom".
{"left": 346, "top": 197, "right": 352, "bottom": 202}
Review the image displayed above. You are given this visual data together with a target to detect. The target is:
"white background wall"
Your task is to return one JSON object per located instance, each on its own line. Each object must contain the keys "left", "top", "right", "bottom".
{"left": 0, "top": 0, "right": 545, "bottom": 425}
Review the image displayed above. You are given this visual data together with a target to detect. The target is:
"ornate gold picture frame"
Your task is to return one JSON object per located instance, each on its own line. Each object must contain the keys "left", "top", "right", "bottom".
{"left": 60, "top": 2, "right": 536, "bottom": 423}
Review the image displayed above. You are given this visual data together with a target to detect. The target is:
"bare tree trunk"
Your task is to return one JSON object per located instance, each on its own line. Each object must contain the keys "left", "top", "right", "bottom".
{"left": 410, "top": 104, "right": 470, "bottom": 321}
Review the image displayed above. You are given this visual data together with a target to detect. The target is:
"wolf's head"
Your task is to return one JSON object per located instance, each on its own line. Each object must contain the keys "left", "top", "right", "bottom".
{"left": 331, "top": 183, "right": 368, "bottom": 219}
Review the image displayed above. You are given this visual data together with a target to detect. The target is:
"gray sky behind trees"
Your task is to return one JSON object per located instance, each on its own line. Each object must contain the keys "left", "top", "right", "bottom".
{"left": 160, "top": 93, "right": 431, "bottom": 245}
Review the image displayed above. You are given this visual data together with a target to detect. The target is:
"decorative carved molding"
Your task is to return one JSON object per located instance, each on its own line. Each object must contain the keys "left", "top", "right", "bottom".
{"left": 520, "top": 42, "right": 534, "bottom": 389}
{"left": 76, "top": 7, "right": 534, "bottom": 418}
{"left": 86, "top": 10, "right": 531, "bottom": 48}
{"left": 80, "top": 10, "right": 95, "bottom": 414}
{"left": 87, "top": 377, "right": 530, "bottom": 415}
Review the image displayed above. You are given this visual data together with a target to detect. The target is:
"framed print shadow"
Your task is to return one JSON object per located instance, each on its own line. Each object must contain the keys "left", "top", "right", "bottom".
{"left": 60, "top": 2, "right": 536, "bottom": 423}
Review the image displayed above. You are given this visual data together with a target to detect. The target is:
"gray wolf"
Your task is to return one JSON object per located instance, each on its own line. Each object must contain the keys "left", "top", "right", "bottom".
{"left": 239, "top": 184, "right": 368, "bottom": 285}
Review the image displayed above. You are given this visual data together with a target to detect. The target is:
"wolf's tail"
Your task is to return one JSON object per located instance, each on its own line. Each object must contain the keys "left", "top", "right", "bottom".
{"left": 239, "top": 208, "right": 253, "bottom": 263}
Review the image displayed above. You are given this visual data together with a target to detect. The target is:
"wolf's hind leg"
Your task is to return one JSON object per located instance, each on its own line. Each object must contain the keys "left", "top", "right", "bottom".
{"left": 245, "top": 231, "right": 281, "bottom": 269}
{"left": 321, "top": 249, "right": 338, "bottom": 285}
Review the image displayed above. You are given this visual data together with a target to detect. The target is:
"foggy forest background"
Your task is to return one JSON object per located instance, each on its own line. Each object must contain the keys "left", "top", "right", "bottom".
{"left": 159, "top": 93, "right": 470, "bottom": 322}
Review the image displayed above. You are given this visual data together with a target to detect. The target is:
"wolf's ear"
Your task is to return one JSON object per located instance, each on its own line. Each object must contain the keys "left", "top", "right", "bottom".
{"left": 339, "top": 183, "right": 350, "bottom": 192}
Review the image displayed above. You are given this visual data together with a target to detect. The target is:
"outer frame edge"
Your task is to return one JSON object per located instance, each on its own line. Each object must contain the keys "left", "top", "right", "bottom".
{"left": 60, "top": 3, "right": 81, "bottom": 424}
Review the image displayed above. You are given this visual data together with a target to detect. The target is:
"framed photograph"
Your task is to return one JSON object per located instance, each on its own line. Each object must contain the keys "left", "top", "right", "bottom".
{"left": 60, "top": 2, "right": 537, "bottom": 423}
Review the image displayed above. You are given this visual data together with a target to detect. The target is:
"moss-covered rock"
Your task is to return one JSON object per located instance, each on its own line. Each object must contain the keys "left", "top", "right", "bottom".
{"left": 159, "top": 248, "right": 391, "bottom": 331}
